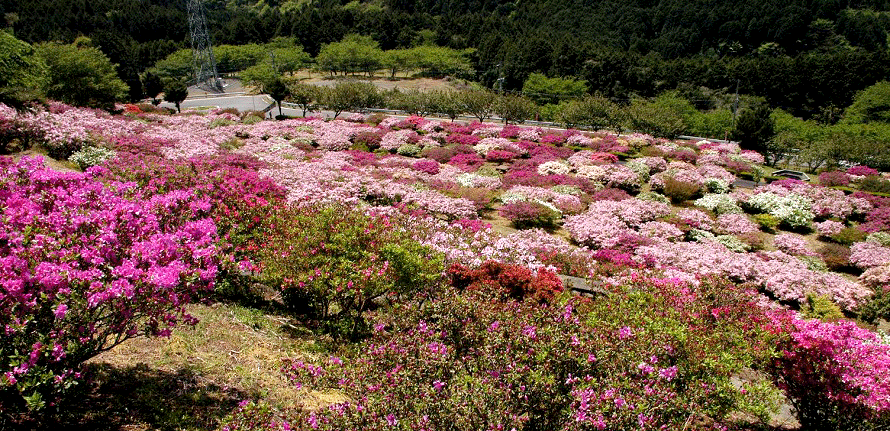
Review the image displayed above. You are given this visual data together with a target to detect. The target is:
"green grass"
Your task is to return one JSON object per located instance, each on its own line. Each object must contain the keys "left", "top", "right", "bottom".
{"left": 58, "top": 302, "right": 334, "bottom": 430}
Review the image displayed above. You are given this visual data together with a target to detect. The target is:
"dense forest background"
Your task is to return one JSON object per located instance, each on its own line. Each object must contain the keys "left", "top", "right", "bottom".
{"left": 2, "top": 0, "right": 890, "bottom": 119}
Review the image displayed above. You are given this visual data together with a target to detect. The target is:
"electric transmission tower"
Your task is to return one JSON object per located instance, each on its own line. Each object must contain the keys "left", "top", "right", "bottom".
{"left": 187, "top": 0, "right": 222, "bottom": 91}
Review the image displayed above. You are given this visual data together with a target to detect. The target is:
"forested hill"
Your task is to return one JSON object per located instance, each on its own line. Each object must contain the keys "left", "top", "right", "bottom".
{"left": 3, "top": 0, "right": 890, "bottom": 117}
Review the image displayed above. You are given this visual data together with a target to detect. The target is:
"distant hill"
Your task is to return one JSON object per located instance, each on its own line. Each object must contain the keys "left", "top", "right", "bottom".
{"left": 3, "top": 0, "right": 889, "bottom": 117}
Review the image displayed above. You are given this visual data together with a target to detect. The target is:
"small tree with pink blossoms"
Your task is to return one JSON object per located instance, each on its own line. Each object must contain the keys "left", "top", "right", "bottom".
{"left": 0, "top": 157, "right": 219, "bottom": 418}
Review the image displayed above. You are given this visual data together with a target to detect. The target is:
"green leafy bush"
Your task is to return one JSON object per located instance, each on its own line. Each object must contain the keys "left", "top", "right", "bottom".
{"left": 662, "top": 177, "right": 703, "bottom": 203}
{"left": 859, "top": 175, "right": 890, "bottom": 194}
{"left": 753, "top": 214, "right": 780, "bottom": 232}
{"left": 830, "top": 227, "right": 868, "bottom": 245}
{"left": 258, "top": 205, "right": 445, "bottom": 339}
{"left": 235, "top": 275, "right": 781, "bottom": 431}
{"left": 801, "top": 294, "right": 845, "bottom": 321}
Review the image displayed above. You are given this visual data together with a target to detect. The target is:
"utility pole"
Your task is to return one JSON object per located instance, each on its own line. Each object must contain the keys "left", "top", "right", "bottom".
{"left": 731, "top": 79, "right": 740, "bottom": 128}
{"left": 187, "top": 0, "right": 222, "bottom": 91}
{"left": 495, "top": 63, "right": 504, "bottom": 94}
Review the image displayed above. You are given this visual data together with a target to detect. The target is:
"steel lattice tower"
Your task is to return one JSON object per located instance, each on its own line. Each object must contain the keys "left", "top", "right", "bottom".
{"left": 187, "top": 0, "right": 221, "bottom": 90}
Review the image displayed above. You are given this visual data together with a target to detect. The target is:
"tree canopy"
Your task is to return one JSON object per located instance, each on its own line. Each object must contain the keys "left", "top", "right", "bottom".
{"left": 35, "top": 39, "right": 128, "bottom": 110}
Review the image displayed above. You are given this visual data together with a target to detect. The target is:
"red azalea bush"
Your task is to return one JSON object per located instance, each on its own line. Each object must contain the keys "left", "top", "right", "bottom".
{"left": 667, "top": 149, "right": 698, "bottom": 164}
{"left": 447, "top": 260, "right": 564, "bottom": 304}
{"left": 226, "top": 275, "right": 780, "bottom": 431}
{"left": 0, "top": 156, "right": 220, "bottom": 416}
{"left": 445, "top": 133, "right": 480, "bottom": 146}
{"left": 351, "top": 130, "right": 383, "bottom": 150}
{"left": 818, "top": 171, "right": 851, "bottom": 187}
{"left": 591, "top": 187, "right": 632, "bottom": 201}
{"left": 541, "top": 133, "right": 566, "bottom": 145}
{"left": 411, "top": 158, "right": 440, "bottom": 175}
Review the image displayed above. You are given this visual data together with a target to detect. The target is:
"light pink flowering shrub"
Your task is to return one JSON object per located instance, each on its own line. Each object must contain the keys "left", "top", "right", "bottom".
{"left": 715, "top": 213, "right": 759, "bottom": 235}
{"left": 774, "top": 234, "right": 817, "bottom": 256}
{"left": 0, "top": 157, "right": 219, "bottom": 414}
{"left": 815, "top": 220, "right": 845, "bottom": 236}
{"left": 850, "top": 242, "right": 890, "bottom": 270}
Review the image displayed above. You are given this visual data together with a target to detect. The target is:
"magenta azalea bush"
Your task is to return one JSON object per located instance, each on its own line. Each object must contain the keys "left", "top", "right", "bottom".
{"left": 768, "top": 314, "right": 890, "bottom": 430}
{"left": 0, "top": 156, "right": 219, "bottom": 414}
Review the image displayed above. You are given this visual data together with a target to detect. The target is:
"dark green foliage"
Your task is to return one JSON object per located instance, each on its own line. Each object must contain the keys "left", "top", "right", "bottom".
{"left": 162, "top": 80, "right": 188, "bottom": 113}
{"left": 258, "top": 205, "right": 445, "bottom": 340}
{"left": 830, "top": 227, "right": 868, "bottom": 245}
{"left": 858, "top": 287, "right": 890, "bottom": 324}
{"left": 34, "top": 40, "right": 128, "bottom": 110}
{"left": 732, "top": 102, "right": 776, "bottom": 152}
{"left": 4, "top": 0, "right": 890, "bottom": 119}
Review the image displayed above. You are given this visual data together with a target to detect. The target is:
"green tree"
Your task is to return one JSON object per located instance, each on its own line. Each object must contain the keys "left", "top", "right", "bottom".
{"left": 266, "top": 37, "right": 311, "bottom": 74}
{"left": 35, "top": 40, "right": 128, "bottom": 110}
{"left": 731, "top": 102, "right": 776, "bottom": 153}
{"left": 163, "top": 80, "right": 188, "bottom": 113}
{"left": 240, "top": 62, "right": 279, "bottom": 91}
{"left": 459, "top": 89, "right": 497, "bottom": 122}
{"left": 284, "top": 79, "right": 320, "bottom": 117}
{"left": 494, "top": 93, "right": 537, "bottom": 124}
{"left": 320, "top": 81, "right": 380, "bottom": 118}
{"left": 0, "top": 31, "right": 47, "bottom": 110}
{"left": 389, "top": 89, "right": 435, "bottom": 116}
{"left": 559, "top": 94, "right": 622, "bottom": 131}
{"left": 430, "top": 90, "right": 464, "bottom": 121}
{"left": 142, "top": 71, "right": 163, "bottom": 105}
{"left": 522, "top": 73, "right": 587, "bottom": 105}
{"left": 623, "top": 97, "right": 687, "bottom": 139}
{"left": 843, "top": 81, "right": 890, "bottom": 124}
{"left": 266, "top": 78, "right": 289, "bottom": 117}
{"left": 410, "top": 45, "right": 471, "bottom": 77}
{"left": 315, "top": 34, "right": 383, "bottom": 77}
{"left": 382, "top": 48, "right": 417, "bottom": 79}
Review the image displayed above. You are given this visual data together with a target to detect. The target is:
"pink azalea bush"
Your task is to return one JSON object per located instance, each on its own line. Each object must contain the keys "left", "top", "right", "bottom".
{"left": 768, "top": 314, "right": 890, "bottom": 430}
{"left": 0, "top": 156, "right": 219, "bottom": 413}
{"left": 815, "top": 220, "right": 845, "bottom": 237}
{"left": 774, "top": 234, "right": 817, "bottom": 256}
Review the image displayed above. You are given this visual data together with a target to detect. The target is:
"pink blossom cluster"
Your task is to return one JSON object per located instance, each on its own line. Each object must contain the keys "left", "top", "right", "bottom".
{"left": 849, "top": 242, "right": 890, "bottom": 270}
{"left": 772, "top": 315, "right": 890, "bottom": 416}
{"left": 565, "top": 200, "right": 671, "bottom": 248}
{"left": 502, "top": 185, "right": 585, "bottom": 213}
{"left": 634, "top": 241, "right": 872, "bottom": 310}
{"left": 815, "top": 220, "right": 845, "bottom": 236}
{"left": 773, "top": 234, "right": 817, "bottom": 256}
{"left": 380, "top": 129, "right": 419, "bottom": 150}
{"left": 0, "top": 156, "right": 219, "bottom": 397}
{"left": 714, "top": 213, "right": 759, "bottom": 235}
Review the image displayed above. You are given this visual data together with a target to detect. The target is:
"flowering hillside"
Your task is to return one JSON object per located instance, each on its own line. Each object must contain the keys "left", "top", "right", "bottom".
{"left": 1, "top": 103, "right": 889, "bottom": 430}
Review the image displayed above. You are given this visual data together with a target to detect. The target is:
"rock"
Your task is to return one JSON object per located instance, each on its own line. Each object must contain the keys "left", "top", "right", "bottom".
{"left": 559, "top": 274, "right": 607, "bottom": 297}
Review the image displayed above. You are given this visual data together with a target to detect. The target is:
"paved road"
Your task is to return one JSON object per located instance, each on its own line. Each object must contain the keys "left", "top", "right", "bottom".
{"left": 160, "top": 94, "right": 274, "bottom": 114}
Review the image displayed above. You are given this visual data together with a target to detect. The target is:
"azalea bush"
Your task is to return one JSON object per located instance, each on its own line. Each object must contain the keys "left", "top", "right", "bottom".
{"left": 768, "top": 315, "right": 890, "bottom": 430}
{"left": 0, "top": 156, "right": 219, "bottom": 416}
{"left": 228, "top": 275, "right": 780, "bottom": 431}
{"left": 257, "top": 205, "right": 445, "bottom": 339}
{"left": 498, "top": 201, "right": 561, "bottom": 229}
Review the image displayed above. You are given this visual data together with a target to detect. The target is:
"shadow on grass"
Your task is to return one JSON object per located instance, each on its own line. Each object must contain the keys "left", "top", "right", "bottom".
{"left": 50, "top": 363, "right": 247, "bottom": 431}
